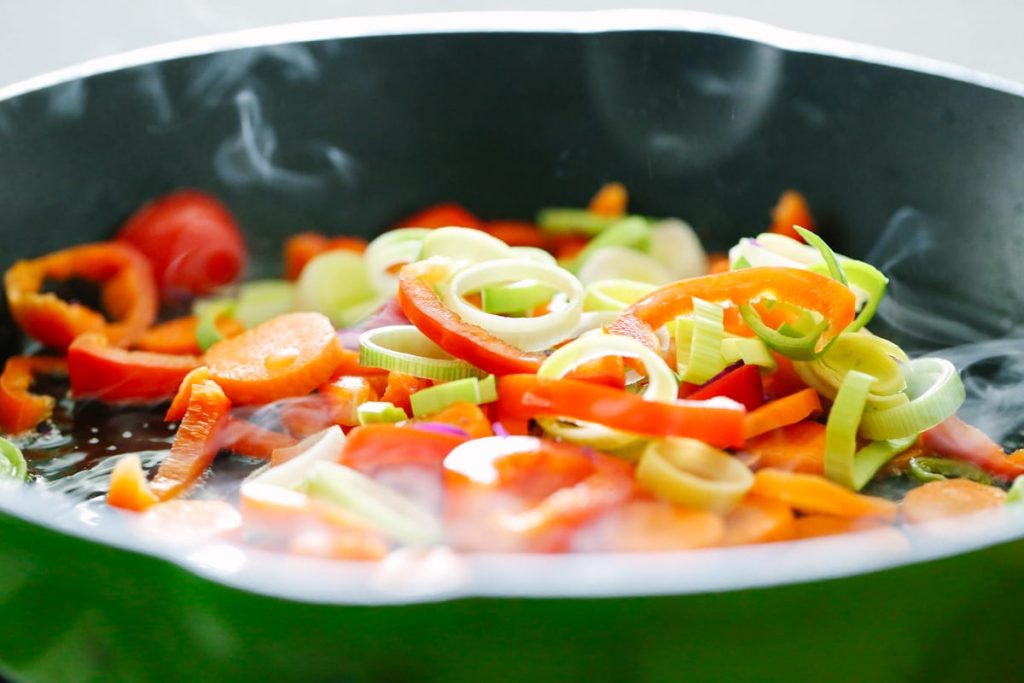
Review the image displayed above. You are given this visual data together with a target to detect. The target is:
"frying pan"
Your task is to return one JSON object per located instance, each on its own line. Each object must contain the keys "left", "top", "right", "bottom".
{"left": 2, "top": 11, "right": 1024, "bottom": 682}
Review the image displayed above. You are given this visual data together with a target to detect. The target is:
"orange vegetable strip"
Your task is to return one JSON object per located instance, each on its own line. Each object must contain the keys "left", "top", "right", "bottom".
{"left": 0, "top": 356, "right": 67, "bottom": 435}
{"left": 744, "top": 421, "right": 827, "bottom": 475}
{"left": 920, "top": 416, "right": 1024, "bottom": 480}
{"left": 751, "top": 468, "right": 898, "bottom": 520}
{"left": 411, "top": 401, "right": 494, "bottom": 439}
{"left": 68, "top": 332, "right": 201, "bottom": 403}
{"left": 901, "top": 478, "right": 1007, "bottom": 524}
{"left": 395, "top": 202, "right": 481, "bottom": 229}
{"left": 320, "top": 375, "right": 379, "bottom": 426}
{"left": 743, "top": 388, "right": 822, "bottom": 439}
{"left": 793, "top": 514, "right": 887, "bottom": 539}
{"left": 135, "top": 315, "right": 244, "bottom": 355}
{"left": 587, "top": 182, "right": 628, "bottom": 217}
{"left": 165, "top": 366, "right": 211, "bottom": 421}
{"left": 721, "top": 495, "right": 797, "bottom": 545}
{"left": 150, "top": 380, "right": 231, "bottom": 500}
{"left": 205, "top": 312, "right": 344, "bottom": 405}
{"left": 4, "top": 241, "right": 157, "bottom": 350}
{"left": 381, "top": 372, "right": 432, "bottom": 416}
{"left": 707, "top": 252, "right": 730, "bottom": 274}
{"left": 332, "top": 348, "right": 388, "bottom": 378}
{"left": 480, "top": 221, "right": 549, "bottom": 249}
{"left": 107, "top": 454, "right": 159, "bottom": 512}
{"left": 769, "top": 190, "right": 815, "bottom": 241}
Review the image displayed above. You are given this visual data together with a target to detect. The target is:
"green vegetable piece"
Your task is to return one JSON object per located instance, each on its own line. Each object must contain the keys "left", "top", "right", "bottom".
{"left": 1007, "top": 476, "right": 1024, "bottom": 505}
{"left": 794, "top": 226, "right": 847, "bottom": 285}
{"left": 0, "top": 436, "right": 27, "bottom": 482}
{"left": 409, "top": 377, "right": 483, "bottom": 418}
{"left": 739, "top": 303, "right": 824, "bottom": 361}
{"left": 536, "top": 208, "right": 621, "bottom": 236}
{"left": 194, "top": 299, "right": 236, "bottom": 351}
{"left": 908, "top": 456, "right": 993, "bottom": 486}
{"left": 356, "top": 401, "right": 409, "bottom": 426}
{"left": 569, "top": 217, "right": 652, "bottom": 273}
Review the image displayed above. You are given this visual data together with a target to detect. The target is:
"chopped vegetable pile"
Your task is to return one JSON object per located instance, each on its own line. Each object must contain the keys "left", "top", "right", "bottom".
{"left": 2, "top": 184, "right": 1020, "bottom": 560}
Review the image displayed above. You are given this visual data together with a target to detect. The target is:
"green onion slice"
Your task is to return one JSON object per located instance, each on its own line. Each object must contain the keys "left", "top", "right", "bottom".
{"left": 584, "top": 279, "right": 657, "bottom": 312}
{"left": 739, "top": 303, "right": 825, "bottom": 361}
{"left": 364, "top": 228, "right": 431, "bottom": 295}
{"left": 636, "top": 438, "right": 754, "bottom": 513}
{"left": 537, "top": 208, "right": 622, "bottom": 236}
{"left": 480, "top": 281, "right": 556, "bottom": 315}
{"left": 294, "top": 249, "right": 382, "bottom": 327}
{"left": 536, "top": 332, "right": 678, "bottom": 449}
{"left": 357, "top": 401, "right": 409, "bottom": 426}
{"left": 194, "top": 299, "right": 236, "bottom": 351}
{"left": 576, "top": 246, "right": 674, "bottom": 286}
{"left": 305, "top": 461, "right": 443, "bottom": 546}
{"left": 409, "top": 376, "right": 493, "bottom": 418}
{"left": 675, "top": 298, "right": 728, "bottom": 384}
{"left": 444, "top": 258, "right": 583, "bottom": 351}
{"left": 908, "top": 456, "right": 993, "bottom": 486}
{"left": 509, "top": 246, "right": 557, "bottom": 265}
{"left": 858, "top": 358, "right": 965, "bottom": 440}
{"left": 359, "top": 325, "right": 485, "bottom": 381}
{"left": 794, "top": 227, "right": 847, "bottom": 285}
{"left": 419, "top": 227, "right": 511, "bottom": 267}
{"left": 0, "top": 436, "right": 27, "bottom": 482}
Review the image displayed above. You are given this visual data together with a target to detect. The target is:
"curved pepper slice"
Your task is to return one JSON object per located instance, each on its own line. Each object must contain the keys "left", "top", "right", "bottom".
{"left": 608, "top": 267, "right": 856, "bottom": 355}
{"left": 397, "top": 259, "right": 544, "bottom": 376}
{"left": 497, "top": 374, "right": 746, "bottom": 449}
{"left": 68, "top": 332, "right": 201, "bottom": 403}
{"left": 0, "top": 356, "right": 68, "bottom": 434}
{"left": 4, "top": 242, "right": 158, "bottom": 350}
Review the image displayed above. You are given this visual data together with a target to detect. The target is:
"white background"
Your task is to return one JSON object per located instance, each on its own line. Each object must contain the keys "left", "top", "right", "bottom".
{"left": 0, "top": 0, "right": 1022, "bottom": 87}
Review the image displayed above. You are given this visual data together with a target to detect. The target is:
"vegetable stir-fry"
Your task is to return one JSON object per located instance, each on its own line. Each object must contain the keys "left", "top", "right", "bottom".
{"left": 2, "top": 185, "right": 1019, "bottom": 560}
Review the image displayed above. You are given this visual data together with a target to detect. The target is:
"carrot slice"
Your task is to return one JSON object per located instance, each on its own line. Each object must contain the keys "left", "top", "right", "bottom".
{"left": 0, "top": 356, "right": 67, "bottom": 435}
{"left": 319, "top": 375, "right": 379, "bottom": 425}
{"left": 381, "top": 372, "right": 432, "bottom": 416}
{"left": 751, "top": 468, "right": 898, "bottom": 520}
{"left": 744, "top": 388, "right": 822, "bottom": 439}
{"left": 150, "top": 380, "right": 231, "bottom": 500}
{"left": 721, "top": 495, "right": 797, "bottom": 545}
{"left": 218, "top": 418, "right": 297, "bottom": 459}
{"left": 205, "top": 312, "right": 344, "bottom": 405}
{"left": 332, "top": 348, "right": 388, "bottom": 378}
{"left": 901, "top": 478, "right": 1007, "bottom": 524}
{"left": 165, "top": 366, "right": 211, "bottom": 421}
{"left": 744, "top": 421, "right": 827, "bottom": 475}
{"left": 107, "top": 454, "right": 159, "bottom": 512}
{"left": 395, "top": 203, "right": 481, "bottom": 230}
{"left": 793, "top": 514, "right": 886, "bottom": 539}
{"left": 769, "top": 190, "right": 815, "bottom": 240}
{"left": 588, "top": 182, "right": 628, "bottom": 217}
{"left": 135, "top": 315, "right": 244, "bottom": 355}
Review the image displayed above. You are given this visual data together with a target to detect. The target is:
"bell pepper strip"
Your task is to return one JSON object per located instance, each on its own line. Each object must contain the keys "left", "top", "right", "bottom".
{"left": 750, "top": 468, "right": 898, "bottom": 520}
{"left": 685, "top": 363, "right": 764, "bottom": 411}
{"left": 919, "top": 416, "right": 1024, "bottom": 480}
{"left": 607, "top": 267, "right": 856, "bottom": 357}
{"left": 409, "top": 401, "right": 494, "bottom": 439}
{"left": 397, "top": 259, "right": 545, "bottom": 376}
{"left": 380, "top": 372, "right": 432, "bottom": 416}
{"left": 497, "top": 374, "right": 746, "bottom": 449}
{"left": 769, "top": 190, "right": 815, "bottom": 241}
{"left": 564, "top": 355, "right": 626, "bottom": 390}
{"left": 278, "top": 396, "right": 346, "bottom": 440}
{"left": 744, "top": 421, "right": 827, "bottom": 475}
{"left": 901, "top": 478, "right": 1007, "bottom": 524}
{"left": 762, "top": 352, "right": 809, "bottom": 400}
{"left": 588, "top": 182, "right": 628, "bottom": 217}
{"left": 68, "top": 333, "right": 201, "bottom": 403}
{"left": 720, "top": 495, "right": 797, "bottom": 545}
{"left": 0, "top": 356, "right": 67, "bottom": 434}
{"left": 204, "top": 312, "right": 345, "bottom": 405}
{"left": 218, "top": 418, "right": 297, "bottom": 459}
{"left": 339, "top": 423, "right": 467, "bottom": 475}
{"left": 743, "top": 388, "right": 822, "bottom": 440}
{"left": 4, "top": 241, "right": 158, "bottom": 350}
{"left": 165, "top": 366, "right": 211, "bottom": 421}
{"left": 480, "top": 221, "right": 548, "bottom": 249}
{"left": 135, "top": 315, "right": 245, "bottom": 355}
{"left": 395, "top": 202, "right": 482, "bottom": 230}
{"left": 284, "top": 232, "right": 368, "bottom": 280}
{"left": 150, "top": 379, "right": 231, "bottom": 500}
{"left": 107, "top": 453, "right": 159, "bottom": 512}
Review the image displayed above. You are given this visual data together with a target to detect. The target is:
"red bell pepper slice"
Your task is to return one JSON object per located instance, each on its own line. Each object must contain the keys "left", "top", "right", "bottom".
{"left": 68, "top": 332, "right": 201, "bottom": 403}
{"left": 921, "top": 416, "right": 1024, "bottom": 480}
{"left": 339, "top": 423, "right": 468, "bottom": 475}
{"left": 497, "top": 374, "right": 746, "bottom": 448}
{"left": 608, "top": 267, "right": 856, "bottom": 355}
{"left": 395, "top": 202, "right": 481, "bottom": 229}
{"left": 4, "top": 242, "right": 158, "bottom": 350}
{"left": 0, "top": 356, "right": 67, "bottom": 434}
{"left": 684, "top": 363, "right": 765, "bottom": 412}
{"left": 397, "top": 259, "right": 544, "bottom": 376}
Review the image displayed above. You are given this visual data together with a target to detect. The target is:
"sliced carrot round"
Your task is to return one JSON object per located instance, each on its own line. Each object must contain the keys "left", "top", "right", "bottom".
{"left": 721, "top": 495, "right": 796, "bottom": 545}
{"left": 205, "top": 312, "right": 344, "bottom": 404}
{"left": 901, "top": 478, "right": 1007, "bottom": 524}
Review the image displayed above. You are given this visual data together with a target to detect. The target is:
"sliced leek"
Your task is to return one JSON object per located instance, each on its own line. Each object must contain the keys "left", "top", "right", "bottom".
{"left": 480, "top": 281, "right": 555, "bottom": 314}
{"left": 359, "top": 325, "right": 485, "bottom": 381}
{"left": 445, "top": 258, "right": 583, "bottom": 351}
{"left": 858, "top": 358, "right": 965, "bottom": 440}
{"left": 537, "top": 208, "right": 621, "bottom": 235}
{"left": 364, "top": 228, "right": 430, "bottom": 295}
{"left": 823, "top": 370, "right": 876, "bottom": 489}
{"left": 0, "top": 436, "right": 27, "bottom": 482}
{"left": 419, "top": 226, "right": 511, "bottom": 267}
{"left": 852, "top": 436, "right": 916, "bottom": 491}
{"left": 739, "top": 303, "right": 825, "bottom": 361}
{"left": 584, "top": 279, "right": 657, "bottom": 312}
{"left": 234, "top": 280, "right": 295, "bottom": 328}
{"left": 794, "top": 331, "right": 909, "bottom": 410}
{"left": 194, "top": 299, "right": 236, "bottom": 351}
{"left": 675, "top": 298, "right": 728, "bottom": 384}
{"left": 636, "top": 438, "right": 754, "bottom": 512}
{"left": 575, "top": 247, "right": 675, "bottom": 286}
{"left": 409, "top": 376, "right": 495, "bottom": 418}
{"left": 294, "top": 249, "right": 381, "bottom": 327}
{"left": 721, "top": 337, "right": 776, "bottom": 370}
{"left": 244, "top": 426, "right": 346, "bottom": 490}
{"left": 357, "top": 401, "right": 409, "bottom": 426}
{"left": 648, "top": 218, "right": 708, "bottom": 280}
{"left": 569, "top": 216, "right": 651, "bottom": 272}
{"left": 794, "top": 226, "right": 847, "bottom": 285}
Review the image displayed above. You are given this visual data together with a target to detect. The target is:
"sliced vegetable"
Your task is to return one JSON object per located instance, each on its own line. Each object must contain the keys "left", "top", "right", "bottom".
{"left": 909, "top": 456, "right": 993, "bottom": 485}
{"left": 601, "top": 501, "right": 724, "bottom": 552}
{"left": 794, "top": 226, "right": 847, "bottom": 285}
{"left": 481, "top": 281, "right": 556, "bottom": 315}
{"left": 233, "top": 280, "right": 296, "bottom": 328}
{"left": 194, "top": 299, "right": 237, "bottom": 351}
{"left": 135, "top": 315, "right": 244, "bottom": 355}
{"left": 409, "top": 376, "right": 495, "bottom": 418}
{"left": 743, "top": 388, "right": 822, "bottom": 439}
{"left": 676, "top": 298, "right": 728, "bottom": 384}
{"left": 721, "top": 337, "right": 776, "bottom": 370}
{"left": 358, "top": 324, "right": 485, "bottom": 381}
{"left": 340, "top": 423, "right": 466, "bottom": 474}
{"left": 537, "top": 208, "right": 621, "bottom": 236}
{"left": 284, "top": 232, "right": 367, "bottom": 280}
{"left": 356, "top": 401, "right": 409, "bottom": 426}
{"left": 769, "top": 190, "right": 815, "bottom": 240}
{"left": 106, "top": 453, "right": 158, "bottom": 511}
{"left": 686, "top": 363, "right": 764, "bottom": 412}
{"left": 569, "top": 217, "right": 651, "bottom": 272}
{"left": 721, "top": 495, "right": 796, "bottom": 545}
{"left": 901, "top": 478, "right": 1006, "bottom": 524}
{"left": 576, "top": 247, "right": 674, "bottom": 286}
{"left": 0, "top": 436, "right": 27, "bottom": 481}
{"left": 648, "top": 219, "right": 708, "bottom": 281}
{"left": 587, "top": 181, "right": 628, "bottom": 217}
{"left": 218, "top": 419, "right": 297, "bottom": 459}
{"left": 584, "top": 279, "right": 658, "bottom": 312}
{"left": 150, "top": 380, "right": 231, "bottom": 500}
{"left": 364, "top": 228, "right": 431, "bottom": 295}
{"left": 823, "top": 370, "right": 874, "bottom": 489}
{"left": 294, "top": 250, "right": 381, "bottom": 327}
{"left": 4, "top": 241, "right": 157, "bottom": 350}
{"left": 0, "top": 356, "right": 67, "bottom": 435}
{"left": 744, "top": 421, "right": 826, "bottom": 475}
{"left": 410, "top": 401, "right": 493, "bottom": 439}
{"left": 380, "top": 372, "right": 432, "bottom": 416}
{"left": 794, "top": 332, "right": 909, "bottom": 410}
{"left": 498, "top": 374, "right": 745, "bottom": 448}
{"left": 205, "top": 312, "right": 344, "bottom": 405}
{"left": 636, "top": 437, "right": 754, "bottom": 513}
{"left": 751, "top": 468, "right": 898, "bottom": 520}
{"left": 396, "top": 202, "right": 481, "bottom": 229}
{"left": 68, "top": 333, "right": 201, "bottom": 403}
{"left": 419, "top": 226, "right": 511, "bottom": 266}
{"left": 858, "top": 358, "right": 965, "bottom": 440}
{"left": 920, "top": 417, "right": 1024, "bottom": 480}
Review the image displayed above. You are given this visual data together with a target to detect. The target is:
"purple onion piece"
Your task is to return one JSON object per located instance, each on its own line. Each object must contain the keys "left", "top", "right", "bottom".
{"left": 411, "top": 422, "right": 470, "bottom": 438}
{"left": 492, "top": 422, "right": 510, "bottom": 437}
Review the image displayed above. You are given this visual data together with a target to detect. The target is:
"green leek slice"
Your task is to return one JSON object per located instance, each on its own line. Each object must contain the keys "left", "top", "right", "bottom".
{"left": 824, "top": 369, "right": 876, "bottom": 488}
{"left": 364, "top": 228, "right": 430, "bottom": 295}
{"left": 794, "top": 227, "right": 847, "bottom": 285}
{"left": 0, "top": 437, "right": 27, "bottom": 482}
{"left": 1007, "top": 476, "right": 1024, "bottom": 505}
{"left": 858, "top": 358, "right": 965, "bottom": 440}
{"left": 575, "top": 246, "right": 674, "bottom": 286}
{"left": 675, "top": 298, "right": 727, "bottom": 384}
{"left": 636, "top": 438, "right": 754, "bottom": 512}
{"left": 852, "top": 436, "right": 917, "bottom": 491}
{"left": 294, "top": 250, "right": 381, "bottom": 327}
{"left": 194, "top": 299, "right": 236, "bottom": 352}
{"left": 359, "top": 325, "right": 485, "bottom": 381}
{"left": 648, "top": 218, "right": 708, "bottom": 280}
{"left": 739, "top": 303, "right": 825, "bottom": 361}
{"left": 569, "top": 216, "right": 651, "bottom": 272}
{"left": 536, "top": 208, "right": 621, "bottom": 235}
{"left": 480, "top": 281, "right": 555, "bottom": 314}
{"left": 583, "top": 279, "right": 657, "bottom": 312}
{"left": 356, "top": 401, "right": 409, "bottom": 426}
{"left": 721, "top": 337, "right": 777, "bottom": 370}
{"left": 794, "top": 331, "right": 909, "bottom": 410}
{"left": 418, "top": 227, "right": 511, "bottom": 267}
{"left": 408, "top": 376, "right": 495, "bottom": 418}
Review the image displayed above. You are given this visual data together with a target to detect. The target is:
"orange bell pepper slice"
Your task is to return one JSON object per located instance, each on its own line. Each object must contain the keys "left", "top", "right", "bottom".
{"left": 587, "top": 182, "right": 628, "bottom": 217}
{"left": 0, "top": 356, "right": 67, "bottom": 434}
{"left": 769, "top": 190, "right": 816, "bottom": 241}
{"left": 4, "top": 241, "right": 158, "bottom": 350}
{"left": 68, "top": 332, "right": 201, "bottom": 403}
